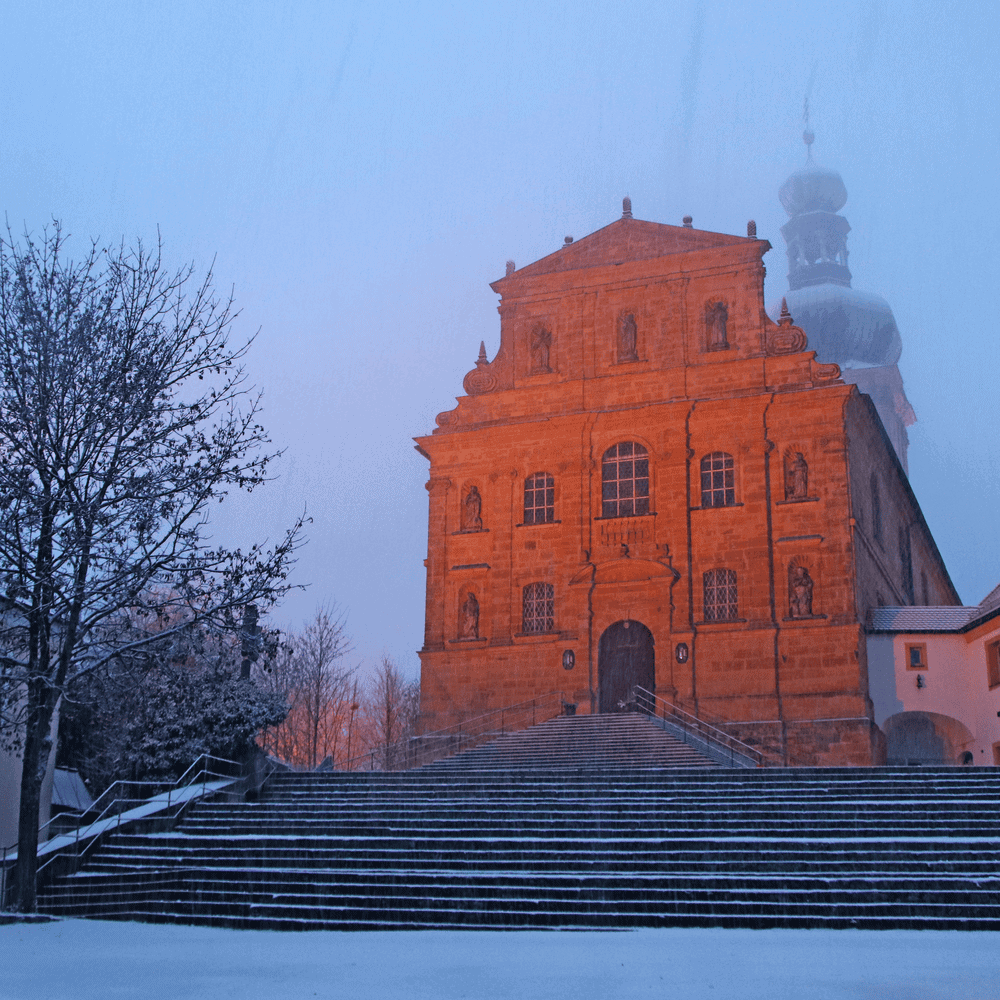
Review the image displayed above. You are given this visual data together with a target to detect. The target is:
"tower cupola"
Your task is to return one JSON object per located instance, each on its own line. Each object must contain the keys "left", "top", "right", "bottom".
{"left": 770, "top": 128, "right": 913, "bottom": 470}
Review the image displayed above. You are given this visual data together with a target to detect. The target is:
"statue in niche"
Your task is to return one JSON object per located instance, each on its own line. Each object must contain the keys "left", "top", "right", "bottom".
{"left": 530, "top": 326, "right": 552, "bottom": 373}
{"left": 785, "top": 452, "right": 809, "bottom": 500}
{"left": 788, "top": 565, "right": 814, "bottom": 618}
{"left": 462, "top": 485, "right": 483, "bottom": 531}
{"left": 459, "top": 592, "right": 480, "bottom": 639}
{"left": 705, "top": 302, "right": 729, "bottom": 350}
{"left": 618, "top": 312, "right": 638, "bottom": 362}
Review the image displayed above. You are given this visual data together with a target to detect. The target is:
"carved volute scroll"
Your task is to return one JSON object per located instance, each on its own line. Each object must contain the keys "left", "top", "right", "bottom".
{"left": 462, "top": 485, "right": 483, "bottom": 531}
{"left": 463, "top": 341, "right": 498, "bottom": 395}
{"left": 459, "top": 591, "right": 480, "bottom": 639}
{"left": 788, "top": 562, "right": 814, "bottom": 618}
{"left": 784, "top": 450, "right": 809, "bottom": 500}
{"left": 811, "top": 359, "right": 841, "bottom": 381}
{"left": 530, "top": 324, "right": 552, "bottom": 374}
{"left": 617, "top": 311, "right": 638, "bottom": 362}
{"left": 705, "top": 301, "right": 729, "bottom": 351}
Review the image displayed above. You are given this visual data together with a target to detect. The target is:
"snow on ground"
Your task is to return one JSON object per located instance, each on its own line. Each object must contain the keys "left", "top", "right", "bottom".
{"left": 2, "top": 920, "right": 999, "bottom": 1000}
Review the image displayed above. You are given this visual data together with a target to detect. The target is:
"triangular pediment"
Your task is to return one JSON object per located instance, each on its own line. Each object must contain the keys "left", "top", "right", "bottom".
{"left": 493, "top": 217, "right": 749, "bottom": 288}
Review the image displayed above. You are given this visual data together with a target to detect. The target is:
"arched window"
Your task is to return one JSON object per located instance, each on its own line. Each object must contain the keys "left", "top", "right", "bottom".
{"left": 601, "top": 442, "right": 649, "bottom": 518}
{"left": 700, "top": 452, "right": 735, "bottom": 507}
{"left": 703, "top": 569, "right": 738, "bottom": 621}
{"left": 523, "top": 473, "right": 554, "bottom": 524}
{"left": 522, "top": 582, "right": 554, "bottom": 633}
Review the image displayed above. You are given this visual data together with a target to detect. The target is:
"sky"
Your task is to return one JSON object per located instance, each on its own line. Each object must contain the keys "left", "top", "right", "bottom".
{"left": 4, "top": 920, "right": 1000, "bottom": 999}
{"left": 2, "top": 1, "right": 998, "bottom": 678}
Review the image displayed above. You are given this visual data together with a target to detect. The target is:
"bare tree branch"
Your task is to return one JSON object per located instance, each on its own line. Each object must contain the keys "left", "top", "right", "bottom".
{"left": 0, "top": 222, "right": 306, "bottom": 911}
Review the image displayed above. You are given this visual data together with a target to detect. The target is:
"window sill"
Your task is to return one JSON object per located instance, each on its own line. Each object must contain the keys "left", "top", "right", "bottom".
{"left": 690, "top": 503, "right": 744, "bottom": 511}
{"left": 448, "top": 637, "right": 488, "bottom": 645}
{"left": 452, "top": 528, "right": 489, "bottom": 535}
{"left": 775, "top": 497, "right": 820, "bottom": 505}
{"left": 593, "top": 512, "right": 656, "bottom": 521}
{"left": 516, "top": 520, "right": 562, "bottom": 528}
{"left": 513, "top": 630, "right": 565, "bottom": 641}
{"left": 781, "top": 614, "right": 829, "bottom": 622}
{"left": 696, "top": 618, "right": 747, "bottom": 626}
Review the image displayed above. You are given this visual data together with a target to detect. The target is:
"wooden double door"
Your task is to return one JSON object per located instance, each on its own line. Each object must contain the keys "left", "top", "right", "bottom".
{"left": 598, "top": 620, "right": 654, "bottom": 713}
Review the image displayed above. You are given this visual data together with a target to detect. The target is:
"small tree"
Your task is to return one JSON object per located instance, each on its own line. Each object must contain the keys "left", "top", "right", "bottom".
{"left": 366, "top": 655, "right": 420, "bottom": 770}
{"left": 258, "top": 605, "right": 353, "bottom": 769}
{"left": 0, "top": 224, "right": 304, "bottom": 911}
{"left": 58, "top": 622, "right": 289, "bottom": 789}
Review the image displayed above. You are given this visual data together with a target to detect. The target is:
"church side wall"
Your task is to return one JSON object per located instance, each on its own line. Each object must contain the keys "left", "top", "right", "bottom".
{"left": 844, "top": 392, "right": 959, "bottom": 612}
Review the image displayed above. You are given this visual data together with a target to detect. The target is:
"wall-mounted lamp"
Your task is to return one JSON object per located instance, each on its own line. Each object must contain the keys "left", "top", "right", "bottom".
{"left": 675, "top": 643, "right": 689, "bottom": 664}
{"left": 916, "top": 674, "right": 926, "bottom": 689}
{"left": 562, "top": 649, "right": 575, "bottom": 671}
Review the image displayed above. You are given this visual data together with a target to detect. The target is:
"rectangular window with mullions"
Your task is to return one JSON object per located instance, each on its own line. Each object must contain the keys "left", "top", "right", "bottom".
{"left": 522, "top": 582, "right": 554, "bottom": 633}
{"left": 703, "top": 568, "right": 738, "bottom": 621}
{"left": 523, "top": 473, "right": 555, "bottom": 524}
{"left": 601, "top": 442, "right": 649, "bottom": 518}
{"left": 700, "top": 452, "right": 735, "bottom": 507}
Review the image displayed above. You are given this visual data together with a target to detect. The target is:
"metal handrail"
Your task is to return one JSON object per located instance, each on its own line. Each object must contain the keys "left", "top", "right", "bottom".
{"left": 334, "top": 691, "right": 569, "bottom": 772}
{"left": 631, "top": 686, "right": 764, "bottom": 767}
{"left": 1, "top": 753, "right": 242, "bottom": 910}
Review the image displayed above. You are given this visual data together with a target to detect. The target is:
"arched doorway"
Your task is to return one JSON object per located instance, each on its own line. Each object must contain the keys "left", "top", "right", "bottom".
{"left": 598, "top": 620, "right": 654, "bottom": 713}
{"left": 883, "top": 711, "right": 974, "bottom": 766}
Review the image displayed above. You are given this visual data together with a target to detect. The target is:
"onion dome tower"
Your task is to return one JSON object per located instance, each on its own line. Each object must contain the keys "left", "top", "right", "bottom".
{"left": 770, "top": 130, "right": 914, "bottom": 471}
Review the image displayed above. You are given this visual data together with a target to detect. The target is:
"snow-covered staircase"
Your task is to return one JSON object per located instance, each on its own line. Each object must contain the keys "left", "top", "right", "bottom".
{"left": 37, "top": 758, "right": 1000, "bottom": 930}
{"left": 419, "top": 712, "right": 720, "bottom": 771}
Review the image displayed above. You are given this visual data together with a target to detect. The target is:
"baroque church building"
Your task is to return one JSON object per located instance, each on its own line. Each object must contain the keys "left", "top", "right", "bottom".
{"left": 415, "top": 164, "right": 960, "bottom": 767}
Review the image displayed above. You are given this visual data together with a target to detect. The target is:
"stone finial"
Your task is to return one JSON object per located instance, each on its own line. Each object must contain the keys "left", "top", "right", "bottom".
{"left": 477, "top": 341, "right": 488, "bottom": 365}
{"left": 564, "top": 236, "right": 573, "bottom": 245}
{"left": 747, "top": 220, "right": 757, "bottom": 238}
{"left": 682, "top": 216, "right": 693, "bottom": 228}
{"left": 505, "top": 260, "right": 515, "bottom": 276}
{"left": 622, "top": 196, "right": 632, "bottom": 219}
{"left": 779, "top": 297, "right": 794, "bottom": 325}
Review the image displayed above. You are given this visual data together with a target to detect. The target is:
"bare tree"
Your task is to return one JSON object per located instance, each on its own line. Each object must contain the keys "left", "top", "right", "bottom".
{"left": 259, "top": 605, "right": 353, "bottom": 769}
{"left": 0, "top": 224, "right": 305, "bottom": 911}
{"left": 365, "top": 655, "right": 420, "bottom": 770}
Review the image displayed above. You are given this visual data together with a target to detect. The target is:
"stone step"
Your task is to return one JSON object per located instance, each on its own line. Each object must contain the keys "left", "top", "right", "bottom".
{"left": 36, "top": 896, "right": 1000, "bottom": 933}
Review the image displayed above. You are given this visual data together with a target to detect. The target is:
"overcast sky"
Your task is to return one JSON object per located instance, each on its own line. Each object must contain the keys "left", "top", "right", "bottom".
{"left": 3, "top": 1, "right": 997, "bottom": 677}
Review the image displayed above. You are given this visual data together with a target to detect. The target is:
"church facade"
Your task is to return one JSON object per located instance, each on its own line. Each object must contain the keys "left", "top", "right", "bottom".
{"left": 415, "top": 199, "right": 958, "bottom": 767}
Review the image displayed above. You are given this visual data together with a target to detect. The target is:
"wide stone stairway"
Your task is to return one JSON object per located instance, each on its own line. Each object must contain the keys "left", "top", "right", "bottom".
{"left": 420, "top": 711, "right": 720, "bottom": 771}
{"left": 36, "top": 716, "right": 1000, "bottom": 930}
